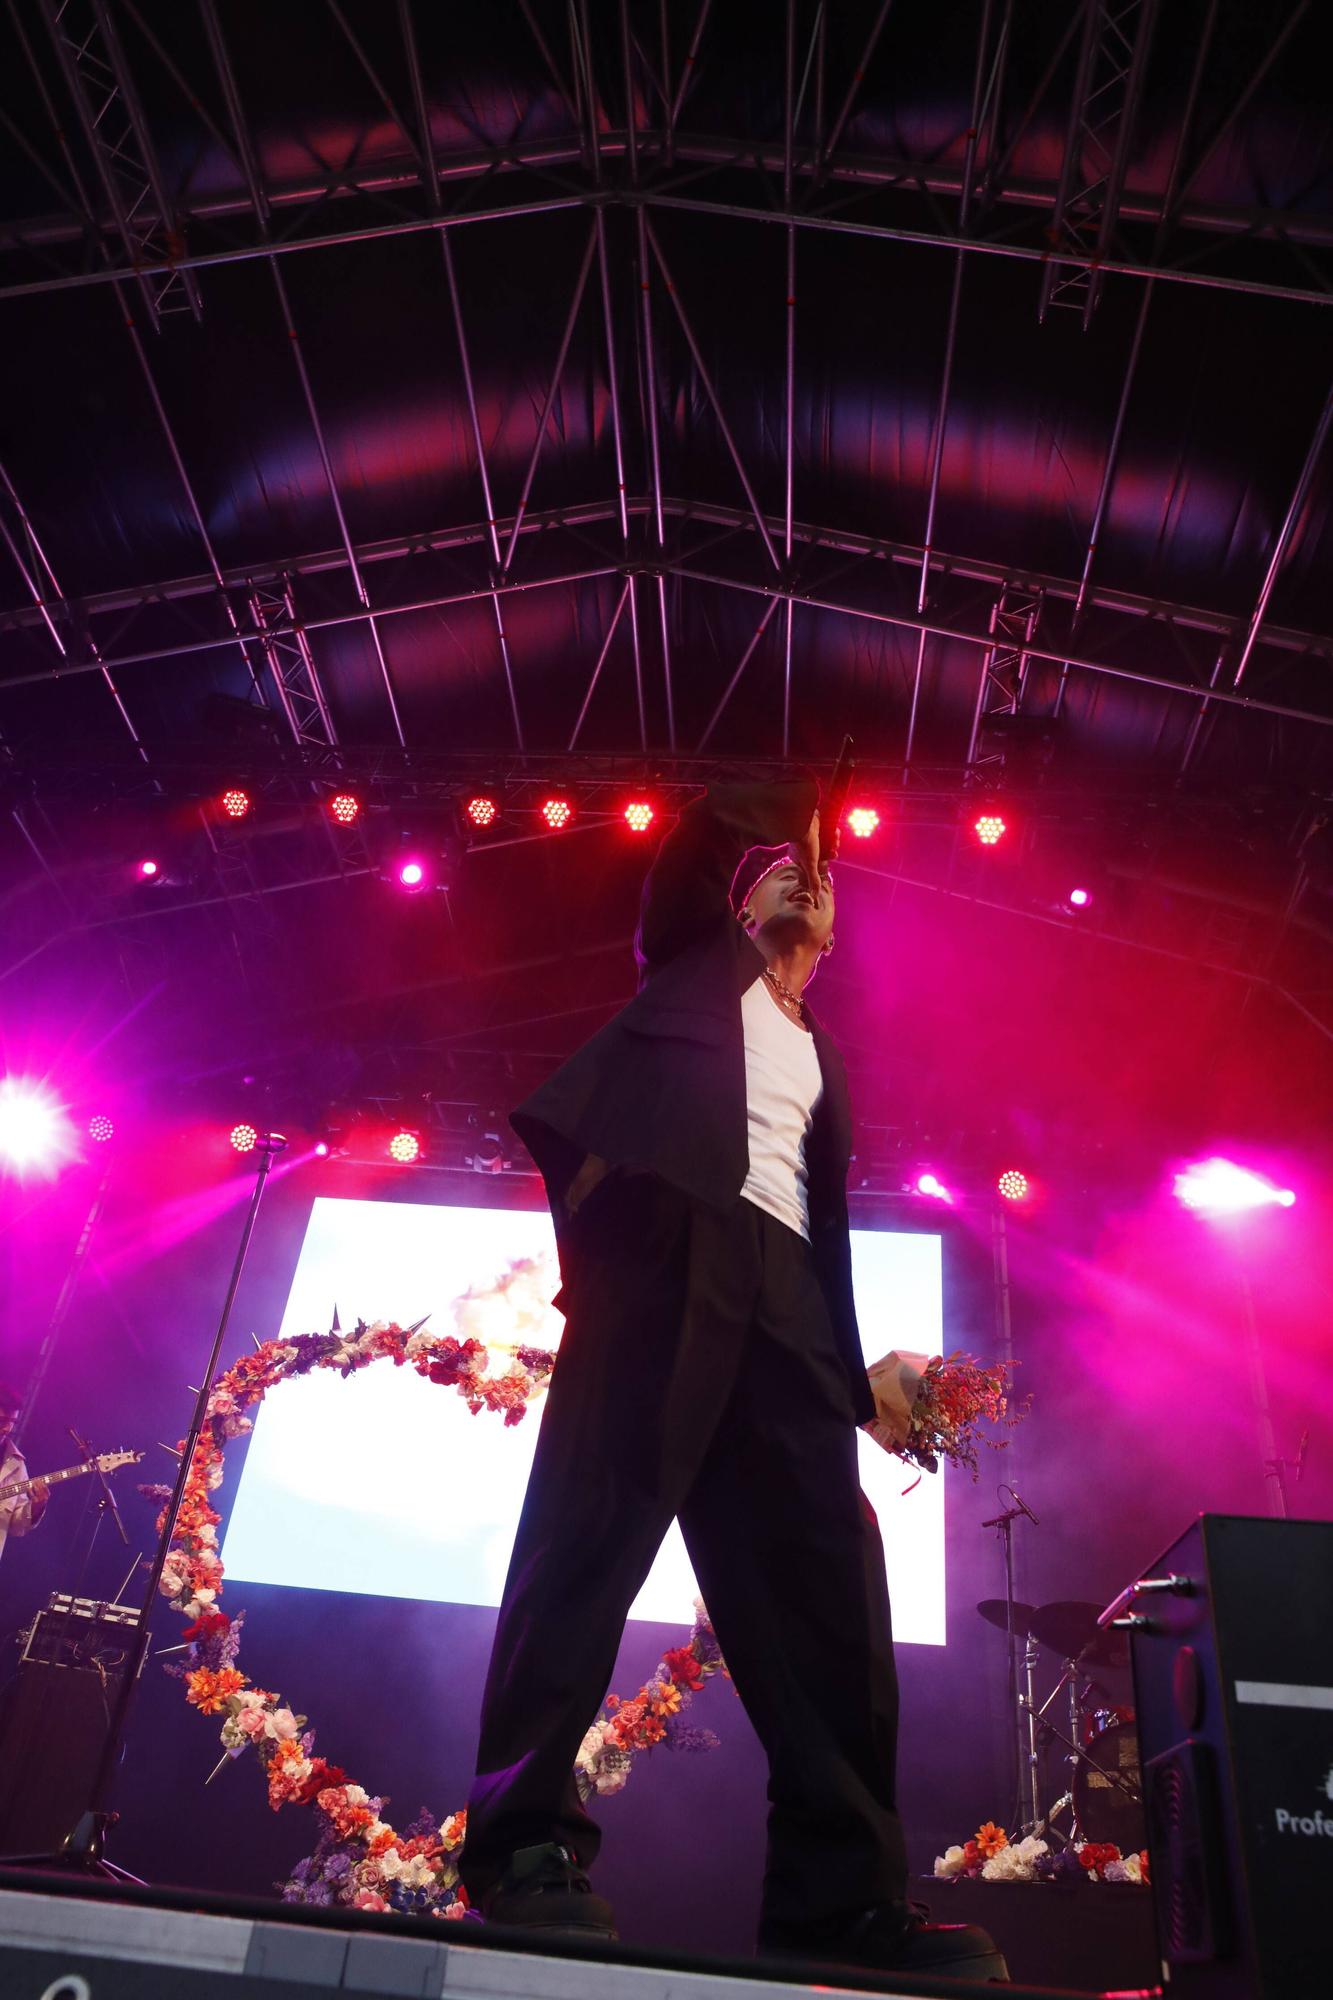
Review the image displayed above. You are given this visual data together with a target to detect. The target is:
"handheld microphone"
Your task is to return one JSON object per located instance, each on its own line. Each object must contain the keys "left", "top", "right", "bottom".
{"left": 822, "top": 735, "right": 855, "bottom": 848}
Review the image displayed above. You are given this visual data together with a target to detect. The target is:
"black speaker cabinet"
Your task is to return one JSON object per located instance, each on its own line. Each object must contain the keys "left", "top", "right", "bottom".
{"left": 1125, "top": 1514, "right": 1333, "bottom": 2000}
{"left": 0, "top": 1592, "right": 141, "bottom": 1854}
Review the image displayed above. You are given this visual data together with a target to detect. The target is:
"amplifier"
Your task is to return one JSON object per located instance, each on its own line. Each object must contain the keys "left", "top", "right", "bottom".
{"left": 1117, "top": 1514, "right": 1332, "bottom": 2000}
{"left": 20, "top": 1592, "right": 142, "bottom": 1670}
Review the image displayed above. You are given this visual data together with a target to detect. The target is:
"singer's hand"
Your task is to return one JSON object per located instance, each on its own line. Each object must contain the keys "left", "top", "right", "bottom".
{"left": 792, "top": 810, "right": 823, "bottom": 898}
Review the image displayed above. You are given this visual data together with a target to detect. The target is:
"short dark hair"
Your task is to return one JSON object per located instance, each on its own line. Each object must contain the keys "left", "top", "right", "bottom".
{"left": 0, "top": 1380, "right": 24, "bottom": 1415}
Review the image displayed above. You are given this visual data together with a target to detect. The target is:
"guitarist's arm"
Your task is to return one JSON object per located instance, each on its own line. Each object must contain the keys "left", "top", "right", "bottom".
{"left": 0, "top": 1467, "right": 47, "bottom": 1534}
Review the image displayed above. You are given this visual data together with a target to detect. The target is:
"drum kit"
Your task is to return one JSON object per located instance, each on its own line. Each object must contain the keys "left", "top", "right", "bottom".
{"left": 976, "top": 1595, "right": 1144, "bottom": 1848}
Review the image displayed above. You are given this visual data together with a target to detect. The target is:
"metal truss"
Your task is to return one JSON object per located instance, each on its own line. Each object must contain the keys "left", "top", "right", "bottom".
{"left": 246, "top": 578, "right": 338, "bottom": 750}
{"left": 3, "top": 494, "right": 1332, "bottom": 731}
{"left": 36, "top": 0, "right": 202, "bottom": 329}
{"left": 965, "top": 585, "right": 1044, "bottom": 772}
{"left": 1038, "top": 0, "right": 1159, "bottom": 325}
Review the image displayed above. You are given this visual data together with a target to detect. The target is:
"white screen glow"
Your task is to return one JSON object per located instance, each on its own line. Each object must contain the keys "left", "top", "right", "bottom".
{"left": 221, "top": 1197, "right": 947, "bottom": 1642}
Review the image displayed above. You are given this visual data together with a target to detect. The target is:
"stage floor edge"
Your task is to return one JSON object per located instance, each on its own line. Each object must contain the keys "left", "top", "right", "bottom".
{"left": 0, "top": 1867, "right": 1101, "bottom": 2000}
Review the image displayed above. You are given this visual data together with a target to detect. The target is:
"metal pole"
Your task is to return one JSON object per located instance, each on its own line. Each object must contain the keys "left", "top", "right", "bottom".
{"left": 644, "top": 217, "right": 779, "bottom": 568}
{"left": 1233, "top": 378, "right": 1333, "bottom": 688}
{"left": 59, "top": 1136, "right": 288, "bottom": 1870}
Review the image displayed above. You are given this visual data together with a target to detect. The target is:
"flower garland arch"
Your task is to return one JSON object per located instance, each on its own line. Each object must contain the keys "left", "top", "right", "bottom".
{"left": 146, "top": 1255, "right": 727, "bottom": 1918}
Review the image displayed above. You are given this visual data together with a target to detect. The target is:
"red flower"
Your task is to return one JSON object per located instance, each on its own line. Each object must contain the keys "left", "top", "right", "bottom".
{"left": 182, "top": 1611, "right": 230, "bottom": 1641}
{"left": 662, "top": 1645, "right": 704, "bottom": 1687}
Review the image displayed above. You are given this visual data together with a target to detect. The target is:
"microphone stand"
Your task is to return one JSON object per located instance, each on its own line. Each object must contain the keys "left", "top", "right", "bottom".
{"left": 68, "top": 1425, "right": 130, "bottom": 1547}
{"left": 4, "top": 1132, "right": 287, "bottom": 1881}
{"left": 982, "top": 1485, "right": 1041, "bottom": 1835}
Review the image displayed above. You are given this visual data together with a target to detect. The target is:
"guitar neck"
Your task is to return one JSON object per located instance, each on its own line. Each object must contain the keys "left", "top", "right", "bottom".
{"left": 0, "top": 1459, "right": 93, "bottom": 1503}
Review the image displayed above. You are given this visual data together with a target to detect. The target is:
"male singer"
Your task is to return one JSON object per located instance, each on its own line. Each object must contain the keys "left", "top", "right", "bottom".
{"left": 461, "top": 780, "right": 1003, "bottom": 1982}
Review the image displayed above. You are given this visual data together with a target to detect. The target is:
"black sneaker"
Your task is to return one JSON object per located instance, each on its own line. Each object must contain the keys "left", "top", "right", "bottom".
{"left": 762, "top": 1902, "right": 1008, "bottom": 1983}
{"left": 481, "top": 1842, "right": 617, "bottom": 1940}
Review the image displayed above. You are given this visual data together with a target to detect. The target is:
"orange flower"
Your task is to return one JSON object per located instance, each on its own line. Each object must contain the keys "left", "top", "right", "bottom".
{"left": 974, "top": 1821, "right": 1008, "bottom": 1859}
{"left": 185, "top": 1666, "right": 247, "bottom": 1714}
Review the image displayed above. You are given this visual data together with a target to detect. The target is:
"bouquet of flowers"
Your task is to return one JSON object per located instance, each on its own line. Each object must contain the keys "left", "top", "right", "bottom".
{"left": 862, "top": 1348, "right": 1025, "bottom": 1477}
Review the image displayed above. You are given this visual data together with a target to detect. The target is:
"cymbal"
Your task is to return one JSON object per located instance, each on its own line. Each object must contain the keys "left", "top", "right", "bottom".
{"left": 976, "top": 1598, "right": 1036, "bottom": 1636}
{"left": 1079, "top": 1621, "right": 1131, "bottom": 1671}
{"left": 1029, "top": 1600, "right": 1116, "bottom": 1661}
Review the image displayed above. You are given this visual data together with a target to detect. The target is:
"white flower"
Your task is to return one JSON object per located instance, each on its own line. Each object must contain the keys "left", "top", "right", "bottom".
{"left": 377, "top": 1850, "right": 404, "bottom": 1879}
{"left": 575, "top": 1726, "right": 603, "bottom": 1769}
{"left": 981, "top": 1842, "right": 1044, "bottom": 1883}
{"left": 934, "top": 1845, "right": 968, "bottom": 1878}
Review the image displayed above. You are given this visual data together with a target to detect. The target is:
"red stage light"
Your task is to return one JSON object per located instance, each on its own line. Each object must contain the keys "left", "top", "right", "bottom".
{"left": 230, "top": 1123, "right": 258, "bottom": 1154}
{"left": 388, "top": 1131, "right": 421, "bottom": 1164}
{"left": 973, "top": 812, "right": 1007, "bottom": 846}
{"left": 846, "top": 806, "right": 880, "bottom": 839}
{"left": 623, "top": 800, "right": 655, "bottom": 834}
{"left": 87, "top": 1114, "right": 114, "bottom": 1144}
{"left": 329, "top": 793, "right": 360, "bottom": 825}
{"left": 997, "top": 1169, "right": 1029, "bottom": 1203}
{"left": 397, "top": 859, "right": 425, "bottom": 888}
{"left": 221, "top": 788, "right": 252, "bottom": 820}
{"left": 541, "top": 796, "right": 573, "bottom": 831}
{"left": 465, "top": 795, "right": 499, "bottom": 829}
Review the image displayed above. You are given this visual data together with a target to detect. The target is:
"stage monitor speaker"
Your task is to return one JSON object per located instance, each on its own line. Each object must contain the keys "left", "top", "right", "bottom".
{"left": 0, "top": 1592, "right": 141, "bottom": 1856}
{"left": 1123, "top": 1514, "right": 1332, "bottom": 2000}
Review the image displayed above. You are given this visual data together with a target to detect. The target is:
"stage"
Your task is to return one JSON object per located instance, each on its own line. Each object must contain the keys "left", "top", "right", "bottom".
{"left": 0, "top": 1869, "right": 1122, "bottom": 2000}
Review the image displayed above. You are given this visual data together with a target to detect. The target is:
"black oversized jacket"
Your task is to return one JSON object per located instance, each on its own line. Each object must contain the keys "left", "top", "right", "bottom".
{"left": 511, "top": 779, "right": 874, "bottom": 1426}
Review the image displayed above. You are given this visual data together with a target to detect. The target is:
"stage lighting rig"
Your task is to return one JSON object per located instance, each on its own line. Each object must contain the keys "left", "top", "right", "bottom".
{"left": 328, "top": 792, "right": 361, "bottom": 826}
{"left": 464, "top": 1111, "right": 511, "bottom": 1175}
{"left": 379, "top": 813, "right": 459, "bottom": 894}
{"left": 462, "top": 791, "right": 502, "bottom": 833}
{"left": 845, "top": 805, "right": 881, "bottom": 840}
{"left": 539, "top": 793, "right": 575, "bottom": 832}
{"left": 388, "top": 1130, "right": 422, "bottom": 1164}
{"left": 220, "top": 788, "right": 252, "bottom": 821}
{"left": 623, "top": 798, "right": 656, "bottom": 834}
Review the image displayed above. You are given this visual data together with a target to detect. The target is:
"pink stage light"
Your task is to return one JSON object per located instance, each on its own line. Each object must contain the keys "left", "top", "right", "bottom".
{"left": 389, "top": 1131, "right": 421, "bottom": 1164}
{"left": 87, "top": 1114, "right": 114, "bottom": 1143}
{"left": 465, "top": 795, "right": 499, "bottom": 829}
{"left": 397, "top": 859, "right": 425, "bottom": 888}
{"left": 623, "top": 799, "right": 655, "bottom": 834}
{"left": 0, "top": 1079, "right": 71, "bottom": 1176}
{"left": 541, "top": 796, "right": 574, "bottom": 831}
{"left": 329, "top": 793, "right": 360, "bottom": 825}
{"left": 230, "top": 1123, "right": 258, "bottom": 1154}
{"left": 221, "top": 788, "right": 252, "bottom": 820}
{"left": 137, "top": 858, "right": 160, "bottom": 880}
{"left": 313, "top": 1140, "right": 330, "bottom": 1158}
{"left": 1173, "top": 1159, "right": 1296, "bottom": 1215}
{"left": 916, "top": 1172, "right": 952, "bottom": 1203}
{"left": 1068, "top": 887, "right": 1091, "bottom": 908}
{"left": 974, "top": 812, "right": 1007, "bottom": 847}
{"left": 846, "top": 806, "right": 881, "bottom": 839}
{"left": 997, "top": 1169, "right": 1030, "bottom": 1203}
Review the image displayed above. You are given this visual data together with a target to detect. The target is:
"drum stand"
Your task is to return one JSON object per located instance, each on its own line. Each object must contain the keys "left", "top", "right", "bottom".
{"left": 1019, "top": 1656, "right": 1142, "bottom": 1845}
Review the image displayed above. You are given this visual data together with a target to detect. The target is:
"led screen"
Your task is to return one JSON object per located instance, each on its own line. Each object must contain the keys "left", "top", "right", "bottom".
{"left": 222, "top": 1197, "right": 946, "bottom": 1642}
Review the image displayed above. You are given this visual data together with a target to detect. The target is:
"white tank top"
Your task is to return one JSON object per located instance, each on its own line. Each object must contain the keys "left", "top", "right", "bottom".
{"left": 739, "top": 975, "right": 824, "bottom": 1240}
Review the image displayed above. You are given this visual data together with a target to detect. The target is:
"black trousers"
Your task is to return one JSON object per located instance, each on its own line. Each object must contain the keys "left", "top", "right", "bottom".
{"left": 461, "top": 1175, "right": 908, "bottom": 1930}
